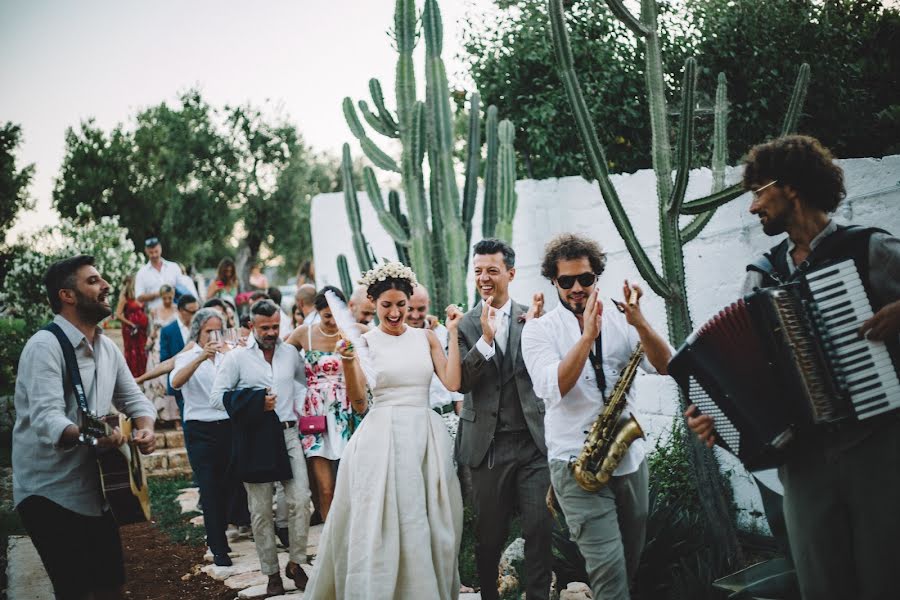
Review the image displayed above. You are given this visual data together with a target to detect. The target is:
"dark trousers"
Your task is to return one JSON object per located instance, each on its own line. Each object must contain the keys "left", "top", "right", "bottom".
{"left": 17, "top": 495, "right": 125, "bottom": 599}
{"left": 184, "top": 419, "right": 244, "bottom": 554}
{"left": 470, "top": 431, "right": 553, "bottom": 600}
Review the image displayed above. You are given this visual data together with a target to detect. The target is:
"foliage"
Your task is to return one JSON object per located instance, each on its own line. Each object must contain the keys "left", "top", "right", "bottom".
{"left": 0, "top": 318, "right": 29, "bottom": 396}
{"left": 148, "top": 475, "right": 206, "bottom": 546}
{"left": 0, "top": 123, "right": 35, "bottom": 244}
{"left": 462, "top": 0, "right": 691, "bottom": 179}
{"left": 463, "top": 0, "right": 900, "bottom": 179}
{"left": 53, "top": 91, "right": 237, "bottom": 267}
{"left": 1, "top": 205, "right": 142, "bottom": 330}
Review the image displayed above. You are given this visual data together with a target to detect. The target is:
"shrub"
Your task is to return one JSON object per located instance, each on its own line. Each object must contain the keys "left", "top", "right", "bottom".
{"left": 0, "top": 318, "right": 29, "bottom": 397}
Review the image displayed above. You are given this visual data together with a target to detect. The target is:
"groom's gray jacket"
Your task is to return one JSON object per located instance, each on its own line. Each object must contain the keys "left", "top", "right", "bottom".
{"left": 456, "top": 300, "right": 547, "bottom": 468}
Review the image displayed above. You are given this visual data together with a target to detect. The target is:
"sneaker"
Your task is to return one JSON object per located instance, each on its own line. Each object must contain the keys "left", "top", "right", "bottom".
{"left": 213, "top": 553, "right": 233, "bottom": 567}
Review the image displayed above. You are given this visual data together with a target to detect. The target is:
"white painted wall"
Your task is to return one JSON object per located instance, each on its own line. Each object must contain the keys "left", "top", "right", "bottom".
{"left": 311, "top": 155, "right": 900, "bottom": 529}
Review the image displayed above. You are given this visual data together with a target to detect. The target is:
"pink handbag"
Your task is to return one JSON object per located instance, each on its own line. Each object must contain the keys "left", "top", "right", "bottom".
{"left": 299, "top": 415, "right": 327, "bottom": 435}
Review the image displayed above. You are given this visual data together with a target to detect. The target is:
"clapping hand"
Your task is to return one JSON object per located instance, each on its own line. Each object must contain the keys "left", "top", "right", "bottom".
{"left": 479, "top": 296, "right": 499, "bottom": 343}
{"left": 581, "top": 288, "right": 603, "bottom": 342}
{"left": 445, "top": 305, "right": 463, "bottom": 333}
{"left": 525, "top": 292, "right": 544, "bottom": 321}
{"left": 614, "top": 280, "right": 647, "bottom": 328}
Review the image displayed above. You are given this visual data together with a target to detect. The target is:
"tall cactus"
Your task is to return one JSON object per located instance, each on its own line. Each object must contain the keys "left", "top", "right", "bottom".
{"left": 336, "top": 254, "right": 353, "bottom": 298}
{"left": 494, "top": 120, "right": 518, "bottom": 243}
{"left": 548, "top": 0, "right": 811, "bottom": 568}
{"left": 341, "top": 0, "right": 517, "bottom": 309}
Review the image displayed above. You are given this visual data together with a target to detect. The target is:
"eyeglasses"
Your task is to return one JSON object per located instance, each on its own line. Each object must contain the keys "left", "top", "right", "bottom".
{"left": 144, "top": 237, "right": 160, "bottom": 247}
{"left": 556, "top": 272, "right": 598, "bottom": 289}
{"left": 750, "top": 180, "right": 778, "bottom": 198}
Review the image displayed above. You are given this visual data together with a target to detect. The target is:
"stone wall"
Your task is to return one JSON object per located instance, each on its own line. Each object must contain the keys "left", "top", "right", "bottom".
{"left": 311, "top": 155, "right": 900, "bottom": 528}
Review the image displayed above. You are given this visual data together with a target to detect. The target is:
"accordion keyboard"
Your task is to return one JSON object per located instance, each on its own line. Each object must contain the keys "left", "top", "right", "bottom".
{"left": 805, "top": 259, "right": 900, "bottom": 419}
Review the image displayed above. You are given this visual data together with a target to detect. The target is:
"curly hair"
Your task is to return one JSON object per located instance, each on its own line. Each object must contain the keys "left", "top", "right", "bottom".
{"left": 367, "top": 277, "right": 415, "bottom": 301}
{"left": 743, "top": 135, "right": 846, "bottom": 213}
{"left": 540, "top": 233, "right": 607, "bottom": 280}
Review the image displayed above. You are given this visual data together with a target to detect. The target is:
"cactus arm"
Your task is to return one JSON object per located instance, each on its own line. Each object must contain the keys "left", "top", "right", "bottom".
{"left": 462, "top": 93, "right": 481, "bottom": 251}
{"left": 343, "top": 97, "right": 400, "bottom": 172}
{"left": 362, "top": 167, "right": 411, "bottom": 244}
{"left": 359, "top": 100, "right": 398, "bottom": 139}
{"left": 681, "top": 72, "right": 729, "bottom": 244}
{"left": 337, "top": 254, "right": 353, "bottom": 298}
{"left": 780, "top": 63, "right": 810, "bottom": 135}
{"left": 342, "top": 143, "right": 375, "bottom": 272}
{"left": 424, "top": 0, "right": 466, "bottom": 305}
{"left": 412, "top": 101, "right": 426, "bottom": 172}
{"left": 641, "top": 0, "right": 673, "bottom": 207}
{"left": 603, "top": 0, "right": 650, "bottom": 37}
{"left": 482, "top": 104, "right": 500, "bottom": 238}
{"left": 548, "top": 0, "right": 670, "bottom": 298}
{"left": 666, "top": 57, "right": 697, "bottom": 216}
{"left": 368, "top": 78, "right": 400, "bottom": 137}
{"left": 682, "top": 63, "right": 810, "bottom": 216}
{"left": 495, "top": 119, "right": 518, "bottom": 243}
{"left": 388, "top": 190, "right": 412, "bottom": 266}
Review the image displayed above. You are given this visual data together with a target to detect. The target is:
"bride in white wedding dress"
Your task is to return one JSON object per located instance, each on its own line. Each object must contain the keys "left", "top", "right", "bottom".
{"left": 305, "top": 263, "right": 464, "bottom": 600}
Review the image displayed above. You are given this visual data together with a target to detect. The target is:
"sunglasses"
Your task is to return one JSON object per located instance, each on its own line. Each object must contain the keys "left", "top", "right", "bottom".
{"left": 144, "top": 237, "right": 160, "bottom": 247}
{"left": 750, "top": 180, "right": 778, "bottom": 198}
{"left": 556, "top": 272, "right": 597, "bottom": 289}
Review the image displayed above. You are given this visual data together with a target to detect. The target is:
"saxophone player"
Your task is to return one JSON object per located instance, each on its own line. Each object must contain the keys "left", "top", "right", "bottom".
{"left": 522, "top": 233, "right": 672, "bottom": 599}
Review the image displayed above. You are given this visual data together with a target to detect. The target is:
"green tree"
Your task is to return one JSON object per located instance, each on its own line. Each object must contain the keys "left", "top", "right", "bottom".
{"left": 0, "top": 122, "right": 35, "bottom": 243}
{"left": 464, "top": 0, "right": 900, "bottom": 178}
{"left": 53, "top": 91, "right": 238, "bottom": 267}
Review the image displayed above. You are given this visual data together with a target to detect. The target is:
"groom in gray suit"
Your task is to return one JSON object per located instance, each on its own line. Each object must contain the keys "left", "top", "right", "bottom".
{"left": 450, "top": 239, "right": 552, "bottom": 600}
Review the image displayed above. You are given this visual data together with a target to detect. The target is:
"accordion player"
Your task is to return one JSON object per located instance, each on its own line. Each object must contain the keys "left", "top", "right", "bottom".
{"left": 669, "top": 257, "right": 900, "bottom": 470}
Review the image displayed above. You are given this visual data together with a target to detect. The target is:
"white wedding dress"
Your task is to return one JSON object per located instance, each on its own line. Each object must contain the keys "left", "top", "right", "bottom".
{"left": 306, "top": 326, "right": 463, "bottom": 599}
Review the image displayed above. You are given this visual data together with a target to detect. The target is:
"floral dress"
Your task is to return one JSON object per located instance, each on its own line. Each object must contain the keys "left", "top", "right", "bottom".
{"left": 300, "top": 327, "right": 360, "bottom": 459}
{"left": 144, "top": 311, "right": 179, "bottom": 421}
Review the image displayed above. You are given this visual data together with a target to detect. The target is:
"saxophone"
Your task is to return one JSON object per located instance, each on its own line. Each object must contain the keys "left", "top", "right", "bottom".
{"left": 572, "top": 341, "right": 646, "bottom": 492}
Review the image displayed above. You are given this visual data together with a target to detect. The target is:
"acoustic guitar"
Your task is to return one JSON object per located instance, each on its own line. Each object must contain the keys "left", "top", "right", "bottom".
{"left": 80, "top": 412, "right": 152, "bottom": 526}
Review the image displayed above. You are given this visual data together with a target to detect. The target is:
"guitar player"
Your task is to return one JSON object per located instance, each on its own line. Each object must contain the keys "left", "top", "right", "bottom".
{"left": 12, "top": 255, "right": 157, "bottom": 600}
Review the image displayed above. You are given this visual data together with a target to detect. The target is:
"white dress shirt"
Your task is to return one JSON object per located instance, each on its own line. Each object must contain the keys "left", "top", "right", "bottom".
{"left": 135, "top": 258, "right": 181, "bottom": 310}
{"left": 474, "top": 298, "right": 513, "bottom": 360}
{"left": 522, "top": 302, "right": 669, "bottom": 475}
{"left": 280, "top": 309, "right": 294, "bottom": 339}
{"left": 429, "top": 323, "right": 463, "bottom": 408}
{"left": 172, "top": 345, "right": 229, "bottom": 422}
{"left": 209, "top": 336, "right": 307, "bottom": 423}
{"left": 178, "top": 320, "right": 190, "bottom": 345}
{"left": 12, "top": 315, "right": 157, "bottom": 516}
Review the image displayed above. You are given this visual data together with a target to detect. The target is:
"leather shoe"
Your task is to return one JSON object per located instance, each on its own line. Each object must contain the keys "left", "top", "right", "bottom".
{"left": 285, "top": 561, "right": 308, "bottom": 591}
{"left": 266, "top": 574, "right": 285, "bottom": 596}
{"left": 213, "top": 553, "right": 232, "bottom": 567}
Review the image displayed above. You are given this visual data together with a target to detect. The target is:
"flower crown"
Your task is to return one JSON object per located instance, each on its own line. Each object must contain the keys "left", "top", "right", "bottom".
{"left": 358, "top": 260, "right": 418, "bottom": 288}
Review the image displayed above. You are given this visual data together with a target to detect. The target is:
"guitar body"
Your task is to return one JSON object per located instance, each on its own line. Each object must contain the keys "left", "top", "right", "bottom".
{"left": 95, "top": 414, "right": 151, "bottom": 525}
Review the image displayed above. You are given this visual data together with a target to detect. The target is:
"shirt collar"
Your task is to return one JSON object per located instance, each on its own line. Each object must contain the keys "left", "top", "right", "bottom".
{"left": 786, "top": 219, "right": 836, "bottom": 254}
{"left": 53, "top": 314, "right": 103, "bottom": 349}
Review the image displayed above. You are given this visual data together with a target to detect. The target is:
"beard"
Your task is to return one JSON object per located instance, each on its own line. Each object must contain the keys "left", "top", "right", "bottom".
{"left": 761, "top": 212, "right": 788, "bottom": 236}
{"left": 557, "top": 289, "right": 587, "bottom": 315}
{"left": 256, "top": 334, "right": 278, "bottom": 350}
{"left": 74, "top": 289, "right": 112, "bottom": 323}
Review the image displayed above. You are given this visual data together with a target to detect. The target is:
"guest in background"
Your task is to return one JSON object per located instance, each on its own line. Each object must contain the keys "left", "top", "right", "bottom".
{"left": 249, "top": 264, "right": 269, "bottom": 291}
{"left": 267, "top": 287, "right": 294, "bottom": 338}
{"left": 115, "top": 275, "right": 149, "bottom": 378}
{"left": 348, "top": 286, "right": 376, "bottom": 326}
{"left": 406, "top": 285, "right": 462, "bottom": 415}
{"left": 134, "top": 237, "right": 180, "bottom": 311}
{"left": 206, "top": 258, "right": 241, "bottom": 302}
{"left": 290, "top": 303, "right": 305, "bottom": 329}
{"left": 286, "top": 287, "right": 366, "bottom": 521}
{"left": 145, "top": 284, "right": 179, "bottom": 421}
{"left": 294, "top": 284, "right": 320, "bottom": 326}
{"left": 175, "top": 263, "right": 200, "bottom": 301}
{"left": 296, "top": 260, "right": 315, "bottom": 287}
{"left": 160, "top": 294, "right": 199, "bottom": 419}
{"left": 222, "top": 298, "right": 237, "bottom": 329}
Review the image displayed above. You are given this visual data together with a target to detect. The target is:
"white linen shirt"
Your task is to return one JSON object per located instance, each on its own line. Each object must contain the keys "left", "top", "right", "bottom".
{"left": 522, "top": 302, "right": 667, "bottom": 475}
{"left": 172, "top": 345, "right": 229, "bottom": 422}
{"left": 209, "top": 336, "right": 306, "bottom": 423}
{"left": 135, "top": 258, "right": 181, "bottom": 310}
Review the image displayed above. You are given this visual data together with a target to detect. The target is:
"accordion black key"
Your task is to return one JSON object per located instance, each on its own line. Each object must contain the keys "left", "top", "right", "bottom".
{"left": 669, "top": 258, "right": 900, "bottom": 470}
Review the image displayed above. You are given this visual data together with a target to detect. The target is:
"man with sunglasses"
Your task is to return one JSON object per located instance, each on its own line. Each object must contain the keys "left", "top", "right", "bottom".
{"left": 522, "top": 233, "right": 672, "bottom": 599}
{"left": 447, "top": 238, "right": 552, "bottom": 600}
{"left": 134, "top": 237, "right": 181, "bottom": 311}
{"left": 686, "top": 135, "right": 900, "bottom": 600}
{"left": 160, "top": 294, "right": 199, "bottom": 418}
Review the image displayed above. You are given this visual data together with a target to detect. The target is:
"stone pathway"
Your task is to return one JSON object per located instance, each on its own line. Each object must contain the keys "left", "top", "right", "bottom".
{"left": 6, "top": 535, "right": 54, "bottom": 600}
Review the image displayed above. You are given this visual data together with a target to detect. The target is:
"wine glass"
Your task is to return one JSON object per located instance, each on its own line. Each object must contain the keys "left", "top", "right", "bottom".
{"left": 224, "top": 328, "right": 238, "bottom": 348}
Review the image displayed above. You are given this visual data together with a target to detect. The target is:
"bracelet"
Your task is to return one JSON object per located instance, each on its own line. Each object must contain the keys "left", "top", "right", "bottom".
{"left": 340, "top": 355, "right": 356, "bottom": 361}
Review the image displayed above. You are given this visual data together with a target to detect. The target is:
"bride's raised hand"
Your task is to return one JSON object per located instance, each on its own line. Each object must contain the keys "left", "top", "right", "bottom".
{"left": 335, "top": 333, "right": 357, "bottom": 361}
{"left": 445, "top": 305, "right": 463, "bottom": 333}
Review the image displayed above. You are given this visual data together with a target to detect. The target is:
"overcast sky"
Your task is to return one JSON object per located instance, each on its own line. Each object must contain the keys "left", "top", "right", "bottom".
{"left": 1, "top": 0, "right": 495, "bottom": 243}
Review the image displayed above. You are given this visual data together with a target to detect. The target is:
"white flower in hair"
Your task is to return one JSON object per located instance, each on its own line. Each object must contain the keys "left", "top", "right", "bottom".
{"left": 358, "top": 259, "right": 418, "bottom": 288}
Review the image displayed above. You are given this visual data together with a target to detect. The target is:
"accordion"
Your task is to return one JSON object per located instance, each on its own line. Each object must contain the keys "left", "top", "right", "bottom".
{"left": 669, "top": 258, "right": 900, "bottom": 470}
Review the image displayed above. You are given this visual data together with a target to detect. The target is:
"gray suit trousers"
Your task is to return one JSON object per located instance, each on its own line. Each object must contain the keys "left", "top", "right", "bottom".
{"left": 470, "top": 431, "right": 553, "bottom": 600}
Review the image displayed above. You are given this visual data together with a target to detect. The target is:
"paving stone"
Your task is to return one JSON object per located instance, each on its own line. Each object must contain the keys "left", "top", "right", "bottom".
{"left": 143, "top": 451, "right": 168, "bottom": 472}
{"left": 154, "top": 431, "right": 167, "bottom": 449}
{"left": 190, "top": 515, "right": 205, "bottom": 527}
{"left": 6, "top": 535, "right": 53, "bottom": 600}
{"left": 224, "top": 571, "right": 268, "bottom": 589}
{"left": 167, "top": 447, "right": 190, "bottom": 469}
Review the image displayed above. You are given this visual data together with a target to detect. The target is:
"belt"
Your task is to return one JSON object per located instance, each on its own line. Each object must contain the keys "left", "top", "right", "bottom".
{"left": 280, "top": 420, "right": 297, "bottom": 430}
{"left": 433, "top": 404, "right": 456, "bottom": 416}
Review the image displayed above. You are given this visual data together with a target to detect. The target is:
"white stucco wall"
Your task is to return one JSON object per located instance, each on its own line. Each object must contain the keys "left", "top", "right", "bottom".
{"left": 311, "top": 155, "right": 900, "bottom": 529}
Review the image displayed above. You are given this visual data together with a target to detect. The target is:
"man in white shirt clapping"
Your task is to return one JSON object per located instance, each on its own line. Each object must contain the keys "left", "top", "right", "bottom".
{"left": 521, "top": 233, "right": 672, "bottom": 600}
